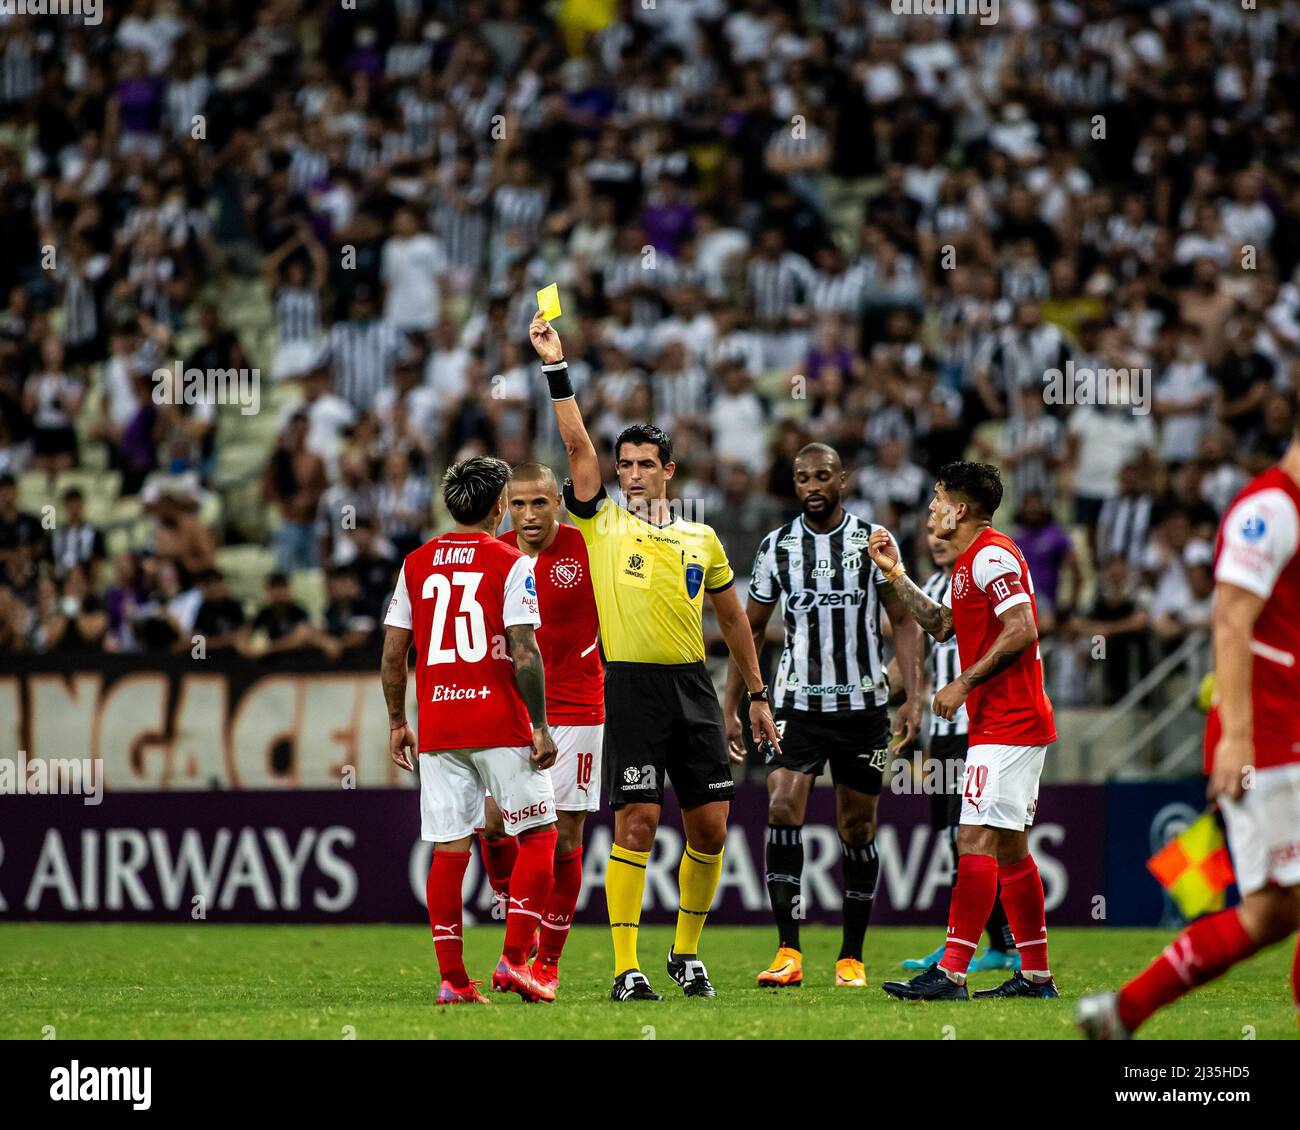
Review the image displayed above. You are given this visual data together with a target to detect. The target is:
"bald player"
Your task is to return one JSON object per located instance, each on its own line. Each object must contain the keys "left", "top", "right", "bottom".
{"left": 725, "top": 443, "right": 924, "bottom": 988}
{"left": 479, "top": 463, "right": 605, "bottom": 993}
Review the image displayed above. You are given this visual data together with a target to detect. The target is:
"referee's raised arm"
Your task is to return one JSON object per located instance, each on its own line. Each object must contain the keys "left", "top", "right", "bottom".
{"left": 528, "top": 311, "right": 601, "bottom": 503}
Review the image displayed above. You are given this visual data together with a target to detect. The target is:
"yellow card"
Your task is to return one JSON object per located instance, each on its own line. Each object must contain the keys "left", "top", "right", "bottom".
{"left": 536, "top": 283, "right": 562, "bottom": 321}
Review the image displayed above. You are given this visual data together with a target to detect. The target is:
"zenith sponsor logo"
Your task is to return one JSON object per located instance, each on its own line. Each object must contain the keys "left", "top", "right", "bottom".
{"left": 787, "top": 589, "right": 866, "bottom": 611}
{"left": 50, "top": 1061, "right": 151, "bottom": 1110}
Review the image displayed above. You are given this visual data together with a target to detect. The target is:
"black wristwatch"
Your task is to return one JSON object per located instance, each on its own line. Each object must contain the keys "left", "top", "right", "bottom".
{"left": 746, "top": 686, "right": 770, "bottom": 704}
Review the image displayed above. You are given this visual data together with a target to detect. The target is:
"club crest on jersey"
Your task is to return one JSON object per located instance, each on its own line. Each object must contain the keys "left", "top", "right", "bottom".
{"left": 685, "top": 561, "right": 704, "bottom": 598}
{"left": 842, "top": 550, "right": 863, "bottom": 569}
{"left": 952, "top": 568, "right": 969, "bottom": 599}
{"left": 551, "top": 558, "right": 582, "bottom": 587}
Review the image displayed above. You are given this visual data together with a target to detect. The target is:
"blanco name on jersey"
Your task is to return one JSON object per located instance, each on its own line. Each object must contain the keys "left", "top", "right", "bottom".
{"left": 431, "top": 545, "right": 479, "bottom": 566}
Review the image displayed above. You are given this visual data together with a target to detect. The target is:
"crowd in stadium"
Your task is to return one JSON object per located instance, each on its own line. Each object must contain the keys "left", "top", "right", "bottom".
{"left": 0, "top": 0, "right": 1297, "bottom": 706}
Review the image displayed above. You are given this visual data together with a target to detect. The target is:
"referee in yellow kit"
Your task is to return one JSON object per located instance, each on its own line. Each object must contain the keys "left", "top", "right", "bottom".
{"left": 529, "top": 312, "right": 781, "bottom": 1002}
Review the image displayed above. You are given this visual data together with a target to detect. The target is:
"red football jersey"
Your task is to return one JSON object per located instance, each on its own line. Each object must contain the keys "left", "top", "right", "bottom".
{"left": 384, "top": 532, "right": 540, "bottom": 753}
{"left": 1206, "top": 466, "right": 1300, "bottom": 771}
{"left": 943, "top": 527, "right": 1056, "bottom": 746}
{"left": 500, "top": 523, "right": 604, "bottom": 725}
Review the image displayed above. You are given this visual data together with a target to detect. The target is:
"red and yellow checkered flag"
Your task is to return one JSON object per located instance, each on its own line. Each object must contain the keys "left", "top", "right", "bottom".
{"left": 1147, "top": 810, "right": 1235, "bottom": 919}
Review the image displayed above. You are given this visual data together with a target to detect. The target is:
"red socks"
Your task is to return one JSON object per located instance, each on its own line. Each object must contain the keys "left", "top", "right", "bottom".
{"left": 1118, "top": 908, "right": 1258, "bottom": 1033}
{"left": 940, "top": 854, "right": 999, "bottom": 977}
{"left": 538, "top": 847, "right": 584, "bottom": 965}
{"left": 427, "top": 849, "right": 471, "bottom": 988}
{"left": 503, "top": 827, "right": 557, "bottom": 965}
{"left": 999, "top": 855, "right": 1050, "bottom": 975}
{"left": 478, "top": 833, "right": 518, "bottom": 901}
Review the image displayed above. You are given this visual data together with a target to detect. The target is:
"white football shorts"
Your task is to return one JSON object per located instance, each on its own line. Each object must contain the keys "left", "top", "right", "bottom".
{"left": 1220, "top": 762, "right": 1300, "bottom": 895}
{"left": 959, "top": 743, "right": 1047, "bottom": 831}
{"left": 420, "top": 745, "right": 555, "bottom": 842}
{"left": 547, "top": 723, "right": 604, "bottom": 812}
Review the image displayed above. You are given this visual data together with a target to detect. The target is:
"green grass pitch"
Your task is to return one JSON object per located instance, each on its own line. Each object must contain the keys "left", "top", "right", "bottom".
{"left": 1, "top": 924, "right": 1295, "bottom": 1040}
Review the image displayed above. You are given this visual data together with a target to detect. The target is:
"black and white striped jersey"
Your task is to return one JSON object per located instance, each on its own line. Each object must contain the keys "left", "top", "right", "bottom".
{"left": 749, "top": 512, "right": 894, "bottom": 713}
{"left": 275, "top": 287, "right": 321, "bottom": 344}
{"left": 328, "top": 318, "right": 402, "bottom": 411}
{"left": 921, "top": 568, "right": 968, "bottom": 737}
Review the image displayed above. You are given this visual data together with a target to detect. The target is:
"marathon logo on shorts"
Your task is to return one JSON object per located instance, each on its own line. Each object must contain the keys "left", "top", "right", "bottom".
{"left": 502, "top": 800, "right": 550, "bottom": 826}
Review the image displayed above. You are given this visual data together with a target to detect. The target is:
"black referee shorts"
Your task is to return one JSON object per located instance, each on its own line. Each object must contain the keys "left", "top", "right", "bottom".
{"left": 929, "top": 731, "right": 969, "bottom": 830}
{"left": 604, "top": 661, "right": 735, "bottom": 809}
{"left": 770, "top": 706, "right": 891, "bottom": 796}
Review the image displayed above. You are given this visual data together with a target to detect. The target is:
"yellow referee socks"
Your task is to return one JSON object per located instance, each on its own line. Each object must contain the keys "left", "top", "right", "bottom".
{"left": 606, "top": 844, "right": 650, "bottom": 974}
{"left": 674, "top": 843, "right": 724, "bottom": 957}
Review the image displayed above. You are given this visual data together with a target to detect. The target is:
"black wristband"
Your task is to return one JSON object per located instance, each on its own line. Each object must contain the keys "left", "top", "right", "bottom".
{"left": 541, "top": 359, "right": 574, "bottom": 400}
{"left": 746, "top": 686, "right": 769, "bottom": 704}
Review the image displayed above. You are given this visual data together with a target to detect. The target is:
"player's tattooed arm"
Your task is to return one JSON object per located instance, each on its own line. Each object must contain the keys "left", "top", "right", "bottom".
{"left": 381, "top": 627, "right": 416, "bottom": 770}
{"left": 506, "top": 623, "right": 548, "bottom": 727}
{"left": 380, "top": 627, "right": 411, "bottom": 725}
{"left": 958, "top": 603, "right": 1037, "bottom": 690}
{"left": 866, "top": 527, "right": 953, "bottom": 641}
{"left": 882, "top": 587, "right": 925, "bottom": 746}
{"left": 889, "top": 574, "right": 955, "bottom": 642}
{"left": 507, "top": 623, "right": 558, "bottom": 769}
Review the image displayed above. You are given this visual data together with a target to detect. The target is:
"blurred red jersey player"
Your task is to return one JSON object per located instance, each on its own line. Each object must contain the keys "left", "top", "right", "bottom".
{"left": 1079, "top": 448, "right": 1300, "bottom": 1038}
{"left": 478, "top": 462, "right": 605, "bottom": 993}
{"left": 381, "top": 456, "right": 559, "bottom": 1006}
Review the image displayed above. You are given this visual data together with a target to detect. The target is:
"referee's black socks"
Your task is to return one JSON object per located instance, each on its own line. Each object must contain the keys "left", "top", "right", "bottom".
{"left": 839, "top": 838, "right": 879, "bottom": 962}
{"left": 765, "top": 825, "right": 804, "bottom": 951}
